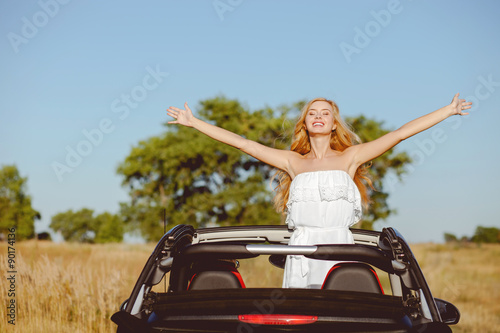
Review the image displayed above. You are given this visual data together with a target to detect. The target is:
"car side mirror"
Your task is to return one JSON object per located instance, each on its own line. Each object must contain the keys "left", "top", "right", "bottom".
{"left": 434, "top": 298, "right": 460, "bottom": 325}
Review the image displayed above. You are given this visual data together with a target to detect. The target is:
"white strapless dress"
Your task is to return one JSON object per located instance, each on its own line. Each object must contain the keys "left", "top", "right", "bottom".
{"left": 282, "top": 170, "right": 362, "bottom": 289}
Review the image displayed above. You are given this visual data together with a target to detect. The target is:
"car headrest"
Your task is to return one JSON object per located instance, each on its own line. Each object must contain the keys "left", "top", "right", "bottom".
{"left": 321, "top": 262, "right": 384, "bottom": 294}
{"left": 188, "top": 259, "right": 245, "bottom": 290}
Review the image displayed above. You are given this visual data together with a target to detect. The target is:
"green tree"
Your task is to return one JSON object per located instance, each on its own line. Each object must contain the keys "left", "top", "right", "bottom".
{"left": 471, "top": 226, "right": 500, "bottom": 244}
{"left": 117, "top": 96, "right": 411, "bottom": 241}
{"left": 50, "top": 208, "right": 123, "bottom": 243}
{"left": 94, "top": 212, "right": 123, "bottom": 243}
{"left": 50, "top": 208, "right": 95, "bottom": 242}
{"left": 117, "top": 96, "right": 288, "bottom": 241}
{"left": 0, "top": 165, "right": 40, "bottom": 240}
{"left": 443, "top": 232, "right": 458, "bottom": 243}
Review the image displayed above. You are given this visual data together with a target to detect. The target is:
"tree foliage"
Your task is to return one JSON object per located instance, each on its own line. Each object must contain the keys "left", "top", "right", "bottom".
{"left": 0, "top": 164, "right": 40, "bottom": 240}
{"left": 444, "top": 226, "right": 500, "bottom": 244}
{"left": 443, "top": 232, "right": 458, "bottom": 243}
{"left": 117, "top": 96, "right": 412, "bottom": 241}
{"left": 117, "top": 97, "right": 289, "bottom": 241}
{"left": 471, "top": 226, "right": 500, "bottom": 244}
{"left": 50, "top": 208, "right": 123, "bottom": 243}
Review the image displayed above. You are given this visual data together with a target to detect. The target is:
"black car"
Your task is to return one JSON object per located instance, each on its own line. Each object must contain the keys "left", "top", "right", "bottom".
{"left": 112, "top": 225, "right": 460, "bottom": 332}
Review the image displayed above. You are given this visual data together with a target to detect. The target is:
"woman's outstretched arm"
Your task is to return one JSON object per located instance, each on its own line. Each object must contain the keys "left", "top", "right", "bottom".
{"left": 167, "top": 102, "right": 293, "bottom": 172}
{"left": 348, "top": 93, "right": 472, "bottom": 170}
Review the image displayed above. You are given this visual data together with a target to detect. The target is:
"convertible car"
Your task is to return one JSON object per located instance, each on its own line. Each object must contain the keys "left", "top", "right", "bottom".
{"left": 111, "top": 225, "right": 460, "bottom": 332}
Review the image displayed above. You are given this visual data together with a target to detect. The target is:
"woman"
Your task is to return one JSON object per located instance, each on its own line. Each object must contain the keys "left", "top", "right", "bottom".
{"left": 167, "top": 93, "right": 472, "bottom": 288}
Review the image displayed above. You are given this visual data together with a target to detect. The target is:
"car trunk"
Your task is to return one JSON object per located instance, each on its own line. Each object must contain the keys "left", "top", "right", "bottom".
{"left": 148, "top": 288, "right": 410, "bottom": 332}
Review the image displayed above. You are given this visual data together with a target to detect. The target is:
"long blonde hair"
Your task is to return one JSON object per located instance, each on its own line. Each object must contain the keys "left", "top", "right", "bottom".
{"left": 273, "top": 97, "right": 373, "bottom": 213}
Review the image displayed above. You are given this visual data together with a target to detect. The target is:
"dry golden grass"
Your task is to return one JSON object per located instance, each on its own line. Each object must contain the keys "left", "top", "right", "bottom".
{"left": 0, "top": 240, "right": 498, "bottom": 332}
{"left": 410, "top": 243, "right": 500, "bottom": 333}
{"left": 0, "top": 240, "right": 152, "bottom": 333}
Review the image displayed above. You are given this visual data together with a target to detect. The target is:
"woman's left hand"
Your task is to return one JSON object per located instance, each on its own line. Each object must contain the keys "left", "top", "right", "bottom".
{"left": 167, "top": 102, "right": 195, "bottom": 127}
{"left": 449, "top": 93, "right": 472, "bottom": 116}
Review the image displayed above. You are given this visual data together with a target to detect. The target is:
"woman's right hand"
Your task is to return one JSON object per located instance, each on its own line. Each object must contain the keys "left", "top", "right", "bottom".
{"left": 167, "top": 102, "right": 195, "bottom": 127}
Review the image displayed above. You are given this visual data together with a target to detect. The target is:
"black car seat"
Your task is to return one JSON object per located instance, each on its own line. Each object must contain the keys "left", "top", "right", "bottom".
{"left": 188, "top": 259, "right": 246, "bottom": 290}
{"left": 321, "top": 262, "right": 384, "bottom": 294}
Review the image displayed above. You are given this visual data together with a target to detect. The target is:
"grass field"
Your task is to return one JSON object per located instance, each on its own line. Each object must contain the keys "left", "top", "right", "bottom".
{"left": 1, "top": 240, "right": 499, "bottom": 332}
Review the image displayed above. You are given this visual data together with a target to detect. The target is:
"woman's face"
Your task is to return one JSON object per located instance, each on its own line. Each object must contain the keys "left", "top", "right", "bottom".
{"left": 304, "top": 101, "right": 336, "bottom": 135}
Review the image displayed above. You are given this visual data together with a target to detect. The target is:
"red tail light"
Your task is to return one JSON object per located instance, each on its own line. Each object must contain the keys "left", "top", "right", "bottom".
{"left": 238, "top": 314, "right": 318, "bottom": 325}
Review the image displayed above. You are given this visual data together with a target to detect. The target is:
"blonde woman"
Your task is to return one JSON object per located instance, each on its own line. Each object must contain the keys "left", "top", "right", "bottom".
{"left": 167, "top": 93, "right": 471, "bottom": 288}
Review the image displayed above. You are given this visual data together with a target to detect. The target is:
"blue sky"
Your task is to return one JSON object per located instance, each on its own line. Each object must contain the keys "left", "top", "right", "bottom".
{"left": 1, "top": 0, "right": 499, "bottom": 243}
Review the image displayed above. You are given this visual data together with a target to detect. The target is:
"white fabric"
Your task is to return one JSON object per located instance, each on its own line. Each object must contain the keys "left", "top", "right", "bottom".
{"left": 282, "top": 170, "right": 362, "bottom": 289}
